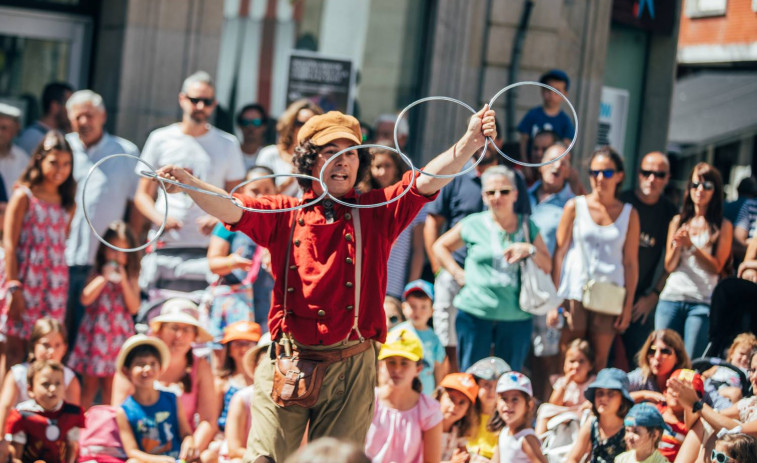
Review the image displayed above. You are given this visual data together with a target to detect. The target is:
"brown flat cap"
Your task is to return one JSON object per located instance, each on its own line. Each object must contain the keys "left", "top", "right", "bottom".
{"left": 296, "top": 111, "right": 362, "bottom": 147}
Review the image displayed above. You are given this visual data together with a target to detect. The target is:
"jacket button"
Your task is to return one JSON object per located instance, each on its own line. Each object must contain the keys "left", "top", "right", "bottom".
{"left": 345, "top": 305, "right": 353, "bottom": 310}
{"left": 345, "top": 233, "right": 353, "bottom": 242}
{"left": 287, "top": 287, "right": 294, "bottom": 293}
{"left": 345, "top": 257, "right": 353, "bottom": 264}
{"left": 298, "top": 218, "right": 305, "bottom": 226}
{"left": 289, "top": 265, "right": 297, "bottom": 270}
{"left": 294, "top": 239, "right": 301, "bottom": 246}
{"left": 345, "top": 282, "right": 353, "bottom": 288}
{"left": 345, "top": 213, "right": 352, "bottom": 220}
{"left": 317, "top": 309, "right": 326, "bottom": 317}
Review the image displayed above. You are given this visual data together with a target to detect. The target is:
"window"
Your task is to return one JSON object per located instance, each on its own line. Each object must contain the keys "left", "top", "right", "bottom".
{"left": 686, "top": 0, "right": 727, "bottom": 18}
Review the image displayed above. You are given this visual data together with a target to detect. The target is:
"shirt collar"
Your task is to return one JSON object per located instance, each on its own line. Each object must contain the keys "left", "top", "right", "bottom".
{"left": 70, "top": 131, "right": 109, "bottom": 156}
{"left": 529, "top": 180, "right": 573, "bottom": 204}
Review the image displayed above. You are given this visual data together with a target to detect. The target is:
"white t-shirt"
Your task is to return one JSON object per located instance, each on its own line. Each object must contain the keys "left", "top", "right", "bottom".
{"left": 0, "top": 145, "right": 30, "bottom": 199}
{"left": 137, "top": 124, "right": 245, "bottom": 248}
{"left": 256, "top": 144, "right": 301, "bottom": 197}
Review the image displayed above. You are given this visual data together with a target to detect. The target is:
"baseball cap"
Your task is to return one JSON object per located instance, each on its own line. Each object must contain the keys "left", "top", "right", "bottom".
{"left": 585, "top": 368, "right": 634, "bottom": 404}
{"left": 378, "top": 327, "right": 423, "bottom": 362}
{"left": 221, "top": 320, "right": 262, "bottom": 344}
{"left": 624, "top": 403, "right": 672, "bottom": 433}
{"left": 440, "top": 373, "right": 479, "bottom": 404}
{"left": 496, "top": 371, "right": 533, "bottom": 397}
{"left": 296, "top": 111, "right": 362, "bottom": 147}
{"left": 670, "top": 369, "right": 704, "bottom": 397}
{"left": 540, "top": 69, "right": 570, "bottom": 91}
{"left": 115, "top": 334, "right": 170, "bottom": 373}
{"left": 466, "top": 356, "right": 511, "bottom": 381}
{"left": 402, "top": 279, "right": 434, "bottom": 302}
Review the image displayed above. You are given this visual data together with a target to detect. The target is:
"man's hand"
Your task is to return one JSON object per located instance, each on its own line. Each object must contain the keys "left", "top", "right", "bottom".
{"left": 631, "top": 293, "right": 658, "bottom": 324}
{"left": 155, "top": 165, "right": 196, "bottom": 194}
{"left": 464, "top": 105, "right": 497, "bottom": 151}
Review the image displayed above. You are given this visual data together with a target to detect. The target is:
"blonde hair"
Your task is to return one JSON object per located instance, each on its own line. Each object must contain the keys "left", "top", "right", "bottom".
{"left": 726, "top": 333, "right": 757, "bottom": 363}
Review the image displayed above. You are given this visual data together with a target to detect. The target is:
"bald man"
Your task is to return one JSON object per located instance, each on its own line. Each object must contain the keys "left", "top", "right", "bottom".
{"left": 618, "top": 152, "right": 678, "bottom": 368}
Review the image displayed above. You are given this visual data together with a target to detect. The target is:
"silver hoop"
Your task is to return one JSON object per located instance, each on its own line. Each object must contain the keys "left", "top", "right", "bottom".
{"left": 82, "top": 154, "right": 168, "bottom": 253}
{"left": 318, "top": 144, "right": 416, "bottom": 209}
{"left": 139, "top": 171, "right": 234, "bottom": 201}
{"left": 394, "top": 96, "right": 489, "bottom": 179}
{"left": 487, "top": 81, "right": 578, "bottom": 168}
{"left": 228, "top": 173, "right": 329, "bottom": 213}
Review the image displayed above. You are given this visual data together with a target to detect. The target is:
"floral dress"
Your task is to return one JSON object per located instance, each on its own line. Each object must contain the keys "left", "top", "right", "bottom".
{"left": 69, "top": 281, "right": 134, "bottom": 376}
{"left": 0, "top": 186, "right": 69, "bottom": 339}
{"left": 589, "top": 418, "right": 626, "bottom": 463}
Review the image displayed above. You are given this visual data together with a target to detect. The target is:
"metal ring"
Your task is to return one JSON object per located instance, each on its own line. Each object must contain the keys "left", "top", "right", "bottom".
{"left": 228, "top": 173, "right": 329, "bottom": 213}
{"left": 487, "top": 81, "right": 579, "bottom": 168}
{"left": 82, "top": 154, "right": 168, "bottom": 253}
{"left": 394, "top": 96, "right": 489, "bottom": 179}
{"left": 318, "top": 144, "right": 416, "bottom": 209}
{"left": 139, "top": 171, "right": 233, "bottom": 201}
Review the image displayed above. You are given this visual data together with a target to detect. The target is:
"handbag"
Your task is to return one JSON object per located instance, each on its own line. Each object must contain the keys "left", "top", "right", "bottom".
{"left": 519, "top": 216, "right": 562, "bottom": 316}
{"left": 575, "top": 199, "right": 626, "bottom": 316}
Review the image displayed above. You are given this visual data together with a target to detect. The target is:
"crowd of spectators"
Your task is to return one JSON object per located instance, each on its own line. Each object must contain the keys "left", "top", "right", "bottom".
{"left": 0, "top": 68, "right": 756, "bottom": 463}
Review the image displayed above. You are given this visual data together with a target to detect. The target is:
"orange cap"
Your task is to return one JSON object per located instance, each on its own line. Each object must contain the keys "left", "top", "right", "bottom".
{"left": 221, "top": 320, "right": 262, "bottom": 344}
{"left": 296, "top": 111, "right": 362, "bottom": 147}
{"left": 670, "top": 368, "right": 704, "bottom": 396}
{"left": 439, "top": 372, "right": 480, "bottom": 405}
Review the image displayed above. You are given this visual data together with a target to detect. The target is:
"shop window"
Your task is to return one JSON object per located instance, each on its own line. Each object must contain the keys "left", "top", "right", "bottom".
{"left": 686, "top": 0, "right": 727, "bottom": 18}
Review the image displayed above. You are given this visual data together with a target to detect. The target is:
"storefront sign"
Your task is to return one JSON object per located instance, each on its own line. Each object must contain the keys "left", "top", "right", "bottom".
{"left": 597, "top": 86, "right": 629, "bottom": 151}
{"left": 612, "top": 0, "right": 676, "bottom": 34}
{"left": 286, "top": 51, "right": 355, "bottom": 114}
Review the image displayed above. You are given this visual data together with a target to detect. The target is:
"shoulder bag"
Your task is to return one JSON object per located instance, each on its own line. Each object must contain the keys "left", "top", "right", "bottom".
{"left": 519, "top": 215, "right": 562, "bottom": 316}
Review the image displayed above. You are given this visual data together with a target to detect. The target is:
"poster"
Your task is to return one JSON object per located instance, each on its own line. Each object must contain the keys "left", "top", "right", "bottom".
{"left": 286, "top": 51, "right": 354, "bottom": 114}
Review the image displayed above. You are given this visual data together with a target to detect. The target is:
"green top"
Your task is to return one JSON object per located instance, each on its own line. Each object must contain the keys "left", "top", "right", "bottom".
{"left": 453, "top": 212, "right": 539, "bottom": 321}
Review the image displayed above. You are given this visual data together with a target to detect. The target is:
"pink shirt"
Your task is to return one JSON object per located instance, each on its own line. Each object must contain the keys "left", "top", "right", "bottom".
{"left": 365, "top": 391, "right": 443, "bottom": 463}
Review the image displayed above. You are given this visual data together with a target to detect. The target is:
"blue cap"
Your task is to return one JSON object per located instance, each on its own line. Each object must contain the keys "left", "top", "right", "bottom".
{"left": 403, "top": 279, "right": 434, "bottom": 302}
{"left": 540, "top": 69, "right": 570, "bottom": 91}
{"left": 584, "top": 368, "right": 633, "bottom": 404}
{"left": 624, "top": 403, "right": 672, "bottom": 433}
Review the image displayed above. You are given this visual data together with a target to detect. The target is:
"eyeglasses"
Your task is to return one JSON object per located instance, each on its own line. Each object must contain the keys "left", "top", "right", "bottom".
{"left": 640, "top": 170, "right": 668, "bottom": 179}
{"left": 186, "top": 96, "right": 215, "bottom": 106}
{"left": 711, "top": 450, "right": 733, "bottom": 463}
{"left": 239, "top": 118, "right": 264, "bottom": 127}
{"left": 648, "top": 346, "right": 674, "bottom": 357}
{"left": 484, "top": 189, "right": 512, "bottom": 197}
{"left": 690, "top": 181, "right": 715, "bottom": 191}
{"left": 589, "top": 169, "right": 616, "bottom": 178}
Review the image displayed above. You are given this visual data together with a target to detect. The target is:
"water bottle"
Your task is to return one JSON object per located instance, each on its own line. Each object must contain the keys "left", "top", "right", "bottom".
{"left": 538, "top": 307, "right": 564, "bottom": 357}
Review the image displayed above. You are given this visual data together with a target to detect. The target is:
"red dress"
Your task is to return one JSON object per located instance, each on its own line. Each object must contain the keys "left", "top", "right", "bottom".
{"left": 68, "top": 281, "right": 135, "bottom": 377}
{"left": 0, "top": 186, "right": 69, "bottom": 339}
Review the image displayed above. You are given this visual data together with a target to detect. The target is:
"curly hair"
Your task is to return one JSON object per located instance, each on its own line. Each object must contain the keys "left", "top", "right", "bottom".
{"left": 292, "top": 140, "right": 372, "bottom": 191}
{"left": 276, "top": 99, "right": 323, "bottom": 151}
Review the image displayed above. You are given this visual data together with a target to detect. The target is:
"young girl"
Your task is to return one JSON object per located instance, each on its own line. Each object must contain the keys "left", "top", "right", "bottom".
{"left": 68, "top": 220, "right": 140, "bottom": 409}
{"left": 465, "top": 356, "right": 511, "bottom": 462}
{"left": 711, "top": 433, "right": 757, "bottom": 463}
{"left": 365, "top": 327, "right": 443, "bottom": 463}
{"left": 433, "top": 372, "right": 480, "bottom": 462}
{"left": 703, "top": 333, "right": 757, "bottom": 405}
{"left": 214, "top": 320, "right": 260, "bottom": 432}
{"left": 566, "top": 368, "right": 634, "bottom": 463}
{"left": 616, "top": 403, "right": 670, "bottom": 463}
{"left": 0, "top": 318, "right": 81, "bottom": 436}
{"left": 656, "top": 162, "right": 732, "bottom": 359}
{"left": 536, "top": 338, "right": 596, "bottom": 435}
{"left": 1, "top": 130, "right": 76, "bottom": 367}
{"left": 657, "top": 369, "right": 705, "bottom": 462}
{"left": 489, "top": 371, "right": 547, "bottom": 463}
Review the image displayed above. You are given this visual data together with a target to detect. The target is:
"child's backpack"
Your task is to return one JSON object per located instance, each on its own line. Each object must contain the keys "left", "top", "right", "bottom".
{"left": 540, "top": 410, "right": 582, "bottom": 463}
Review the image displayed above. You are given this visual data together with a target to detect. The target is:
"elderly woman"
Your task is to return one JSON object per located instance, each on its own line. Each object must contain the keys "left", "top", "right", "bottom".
{"left": 112, "top": 299, "right": 218, "bottom": 453}
{"left": 433, "top": 165, "right": 551, "bottom": 372}
{"left": 256, "top": 99, "right": 322, "bottom": 197}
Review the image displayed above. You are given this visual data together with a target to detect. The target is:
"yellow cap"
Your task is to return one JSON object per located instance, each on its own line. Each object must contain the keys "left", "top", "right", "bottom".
{"left": 378, "top": 327, "right": 424, "bottom": 362}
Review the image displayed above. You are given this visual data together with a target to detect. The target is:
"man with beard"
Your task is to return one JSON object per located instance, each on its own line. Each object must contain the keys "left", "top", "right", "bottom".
{"left": 16, "top": 82, "right": 74, "bottom": 155}
{"left": 134, "top": 71, "right": 245, "bottom": 293}
{"left": 619, "top": 152, "right": 677, "bottom": 368}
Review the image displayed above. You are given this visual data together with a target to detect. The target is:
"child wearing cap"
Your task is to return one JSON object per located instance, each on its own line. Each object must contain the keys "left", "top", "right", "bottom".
{"left": 566, "top": 368, "right": 634, "bottom": 463}
{"left": 488, "top": 371, "right": 547, "bottom": 463}
{"left": 365, "top": 328, "right": 443, "bottom": 463}
{"left": 465, "top": 357, "right": 511, "bottom": 462}
{"left": 4, "top": 360, "right": 85, "bottom": 463}
{"left": 114, "top": 335, "right": 200, "bottom": 462}
{"left": 433, "top": 372, "right": 480, "bottom": 462}
{"left": 657, "top": 368, "right": 705, "bottom": 462}
{"left": 616, "top": 403, "right": 670, "bottom": 463}
{"left": 391, "top": 279, "right": 447, "bottom": 395}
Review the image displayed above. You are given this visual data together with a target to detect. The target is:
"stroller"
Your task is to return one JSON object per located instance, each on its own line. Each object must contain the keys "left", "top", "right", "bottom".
{"left": 540, "top": 407, "right": 590, "bottom": 463}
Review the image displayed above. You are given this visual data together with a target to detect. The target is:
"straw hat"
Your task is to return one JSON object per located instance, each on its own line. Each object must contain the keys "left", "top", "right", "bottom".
{"left": 242, "top": 332, "right": 272, "bottom": 379}
{"left": 149, "top": 298, "right": 213, "bottom": 343}
{"left": 115, "top": 334, "right": 171, "bottom": 373}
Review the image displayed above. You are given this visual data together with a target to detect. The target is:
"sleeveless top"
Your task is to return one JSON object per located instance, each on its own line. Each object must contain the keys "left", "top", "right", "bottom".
{"left": 218, "top": 382, "right": 240, "bottom": 431}
{"left": 497, "top": 428, "right": 537, "bottom": 463}
{"left": 121, "top": 390, "right": 182, "bottom": 458}
{"left": 12, "top": 362, "right": 75, "bottom": 404}
{"left": 659, "top": 227, "right": 718, "bottom": 304}
{"left": 154, "top": 355, "right": 200, "bottom": 430}
{"left": 589, "top": 418, "right": 626, "bottom": 463}
{"left": 558, "top": 196, "right": 632, "bottom": 301}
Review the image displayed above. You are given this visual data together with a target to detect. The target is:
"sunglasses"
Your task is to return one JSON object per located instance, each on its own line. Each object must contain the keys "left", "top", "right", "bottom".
{"left": 711, "top": 450, "right": 733, "bottom": 463}
{"left": 294, "top": 120, "right": 307, "bottom": 128}
{"left": 690, "top": 181, "right": 715, "bottom": 191}
{"left": 648, "top": 346, "right": 674, "bottom": 357}
{"left": 589, "top": 169, "right": 616, "bottom": 178}
{"left": 640, "top": 169, "right": 668, "bottom": 179}
{"left": 239, "top": 118, "right": 264, "bottom": 127}
{"left": 484, "top": 189, "right": 512, "bottom": 197}
{"left": 186, "top": 96, "right": 215, "bottom": 106}
{"left": 388, "top": 315, "right": 401, "bottom": 325}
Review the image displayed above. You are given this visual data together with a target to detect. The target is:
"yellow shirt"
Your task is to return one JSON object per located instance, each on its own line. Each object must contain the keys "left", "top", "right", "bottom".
{"left": 466, "top": 413, "right": 498, "bottom": 460}
{"left": 615, "top": 450, "right": 669, "bottom": 463}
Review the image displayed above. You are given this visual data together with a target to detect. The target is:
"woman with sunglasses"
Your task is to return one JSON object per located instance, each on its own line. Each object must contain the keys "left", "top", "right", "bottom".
{"left": 551, "top": 147, "right": 640, "bottom": 370}
{"left": 655, "top": 162, "right": 733, "bottom": 359}
{"left": 627, "top": 329, "right": 690, "bottom": 403}
{"left": 433, "top": 165, "right": 551, "bottom": 372}
{"left": 257, "top": 99, "right": 322, "bottom": 197}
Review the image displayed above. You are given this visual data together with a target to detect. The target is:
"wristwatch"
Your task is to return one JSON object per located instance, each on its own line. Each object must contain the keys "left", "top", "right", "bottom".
{"left": 528, "top": 244, "right": 536, "bottom": 257}
{"left": 692, "top": 400, "right": 704, "bottom": 413}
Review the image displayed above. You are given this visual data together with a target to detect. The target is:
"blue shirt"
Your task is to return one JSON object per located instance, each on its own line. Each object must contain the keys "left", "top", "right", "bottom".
{"left": 517, "top": 106, "right": 575, "bottom": 140}
{"left": 121, "top": 390, "right": 182, "bottom": 458}
{"left": 65, "top": 132, "right": 140, "bottom": 266}
{"left": 528, "top": 181, "right": 575, "bottom": 255}
{"left": 393, "top": 321, "right": 446, "bottom": 395}
{"left": 735, "top": 198, "right": 757, "bottom": 239}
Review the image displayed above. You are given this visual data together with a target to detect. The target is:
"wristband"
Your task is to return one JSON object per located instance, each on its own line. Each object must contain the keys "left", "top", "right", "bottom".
{"left": 692, "top": 400, "right": 704, "bottom": 413}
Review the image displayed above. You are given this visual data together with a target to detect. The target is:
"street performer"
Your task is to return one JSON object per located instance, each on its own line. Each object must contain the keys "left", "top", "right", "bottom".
{"left": 154, "top": 106, "right": 497, "bottom": 462}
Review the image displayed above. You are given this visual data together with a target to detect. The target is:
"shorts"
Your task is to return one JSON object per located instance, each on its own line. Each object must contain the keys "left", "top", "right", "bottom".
{"left": 565, "top": 299, "right": 616, "bottom": 335}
